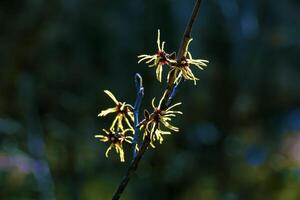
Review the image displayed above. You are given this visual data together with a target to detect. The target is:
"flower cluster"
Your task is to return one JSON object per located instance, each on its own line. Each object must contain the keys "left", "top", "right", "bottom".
{"left": 138, "top": 30, "right": 209, "bottom": 85}
{"left": 96, "top": 90, "right": 134, "bottom": 162}
{"left": 96, "top": 29, "right": 208, "bottom": 162}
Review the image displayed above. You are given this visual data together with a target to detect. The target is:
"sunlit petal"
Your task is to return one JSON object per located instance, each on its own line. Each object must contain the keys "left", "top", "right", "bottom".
{"left": 166, "top": 102, "right": 182, "bottom": 111}
{"left": 105, "top": 144, "right": 113, "bottom": 157}
{"left": 157, "top": 29, "right": 161, "bottom": 51}
{"left": 104, "top": 90, "right": 119, "bottom": 105}
{"left": 98, "top": 107, "right": 118, "bottom": 117}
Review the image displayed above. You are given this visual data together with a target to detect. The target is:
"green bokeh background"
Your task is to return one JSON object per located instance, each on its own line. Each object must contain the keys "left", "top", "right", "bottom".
{"left": 0, "top": 0, "right": 300, "bottom": 199}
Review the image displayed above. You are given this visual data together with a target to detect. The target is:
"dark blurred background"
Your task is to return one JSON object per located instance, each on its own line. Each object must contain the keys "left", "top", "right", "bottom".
{"left": 0, "top": 0, "right": 300, "bottom": 199}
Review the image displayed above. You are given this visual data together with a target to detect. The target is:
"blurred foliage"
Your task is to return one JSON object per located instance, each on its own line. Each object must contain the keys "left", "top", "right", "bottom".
{"left": 0, "top": 0, "right": 300, "bottom": 199}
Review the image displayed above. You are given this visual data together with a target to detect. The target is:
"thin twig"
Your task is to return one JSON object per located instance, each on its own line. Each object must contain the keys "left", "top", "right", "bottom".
{"left": 178, "top": 0, "right": 202, "bottom": 58}
{"left": 163, "top": 0, "right": 202, "bottom": 108}
{"left": 111, "top": 1, "right": 203, "bottom": 199}
{"left": 132, "top": 73, "right": 144, "bottom": 158}
{"left": 112, "top": 137, "right": 150, "bottom": 200}
{"left": 167, "top": 75, "right": 182, "bottom": 107}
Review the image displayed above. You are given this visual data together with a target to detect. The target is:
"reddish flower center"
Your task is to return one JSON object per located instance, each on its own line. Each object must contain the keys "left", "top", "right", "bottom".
{"left": 116, "top": 104, "right": 130, "bottom": 114}
{"left": 153, "top": 108, "right": 162, "bottom": 122}
{"left": 156, "top": 51, "right": 169, "bottom": 64}
{"left": 108, "top": 132, "right": 123, "bottom": 144}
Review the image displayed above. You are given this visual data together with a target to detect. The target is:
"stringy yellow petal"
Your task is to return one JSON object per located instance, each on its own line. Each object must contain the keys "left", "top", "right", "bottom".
{"left": 157, "top": 29, "right": 161, "bottom": 51}
{"left": 160, "top": 119, "right": 179, "bottom": 132}
{"left": 105, "top": 144, "right": 113, "bottom": 157}
{"left": 98, "top": 107, "right": 118, "bottom": 117}
{"left": 104, "top": 90, "right": 119, "bottom": 104}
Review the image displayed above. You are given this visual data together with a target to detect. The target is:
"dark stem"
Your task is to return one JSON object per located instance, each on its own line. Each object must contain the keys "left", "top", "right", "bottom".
{"left": 163, "top": 0, "right": 202, "bottom": 108}
{"left": 111, "top": 0, "right": 203, "bottom": 199}
{"left": 177, "top": 0, "right": 202, "bottom": 58}
{"left": 112, "top": 137, "right": 150, "bottom": 200}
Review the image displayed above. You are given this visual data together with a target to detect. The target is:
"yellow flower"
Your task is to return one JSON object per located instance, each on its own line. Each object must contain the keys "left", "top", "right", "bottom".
{"left": 140, "top": 92, "right": 182, "bottom": 147}
{"left": 137, "top": 29, "right": 176, "bottom": 82}
{"left": 95, "top": 128, "right": 133, "bottom": 162}
{"left": 98, "top": 90, "right": 134, "bottom": 131}
{"left": 168, "top": 38, "right": 209, "bottom": 85}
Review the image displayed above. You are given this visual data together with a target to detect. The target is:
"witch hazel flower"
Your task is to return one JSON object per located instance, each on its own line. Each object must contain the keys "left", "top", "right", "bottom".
{"left": 98, "top": 90, "right": 134, "bottom": 131}
{"left": 137, "top": 29, "right": 176, "bottom": 82}
{"left": 169, "top": 38, "right": 209, "bottom": 85}
{"left": 95, "top": 128, "right": 133, "bottom": 162}
{"left": 140, "top": 91, "right": 182, "bottom": 147}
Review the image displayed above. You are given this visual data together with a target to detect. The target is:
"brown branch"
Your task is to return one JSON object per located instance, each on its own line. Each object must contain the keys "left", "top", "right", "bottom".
{"left": 163, "top": 0, "right": 202, "bottom": 108}
{"left": 177, "top": 0, "right": 202, "bottom": 59}
{"left": 111, "top": 0, "right": 203, "bottom": 199}
{"left": 111, "top": 137, "right": 150, "bottom": 200}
